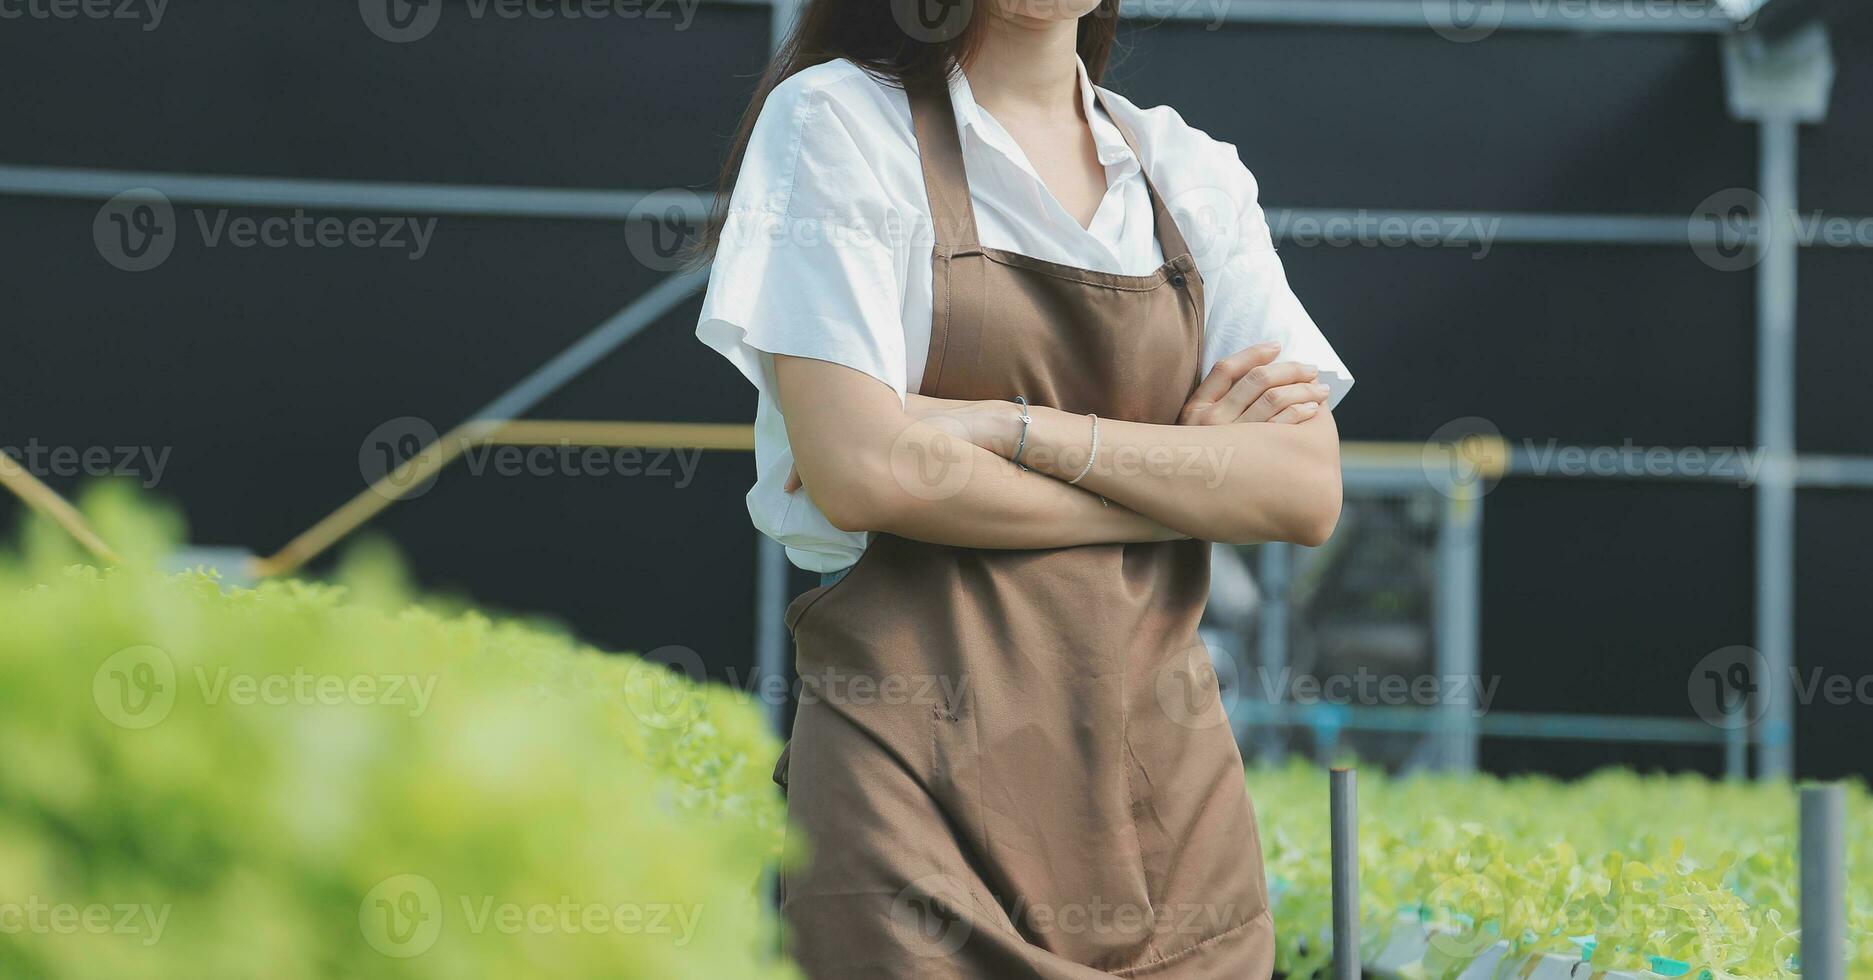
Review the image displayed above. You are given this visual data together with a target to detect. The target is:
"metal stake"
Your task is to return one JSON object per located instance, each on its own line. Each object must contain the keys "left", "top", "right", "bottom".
{"left": 1330, "top": 767, "right": 1361, "bottom": 980}
{"left": 1801, "top": 784, "right": 1846, "bottom": 980}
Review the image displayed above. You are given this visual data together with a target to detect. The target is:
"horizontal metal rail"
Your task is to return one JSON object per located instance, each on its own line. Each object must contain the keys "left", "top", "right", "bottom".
{"left": 1164, "top": 0, "right": 1742, "bottom": 32}
{"left": 1244, "top": 702, "right": 1731, "bottom": 744}
{"left": 9, "top": 427, "right": 1869, "bottom": 580}
{"left": 0, "top": 164, "right": 672, "bottom": 221}
{"left": 715, "top": 0, "right": 1749, "bottom": 33}
{"left": 8, "top": 165, "right": 1872, "bottom": 250}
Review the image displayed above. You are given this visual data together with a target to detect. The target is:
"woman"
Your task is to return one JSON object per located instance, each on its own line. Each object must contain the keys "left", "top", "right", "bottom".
{"left": 696, "top": 0, "right": 1353, "bottom": 975}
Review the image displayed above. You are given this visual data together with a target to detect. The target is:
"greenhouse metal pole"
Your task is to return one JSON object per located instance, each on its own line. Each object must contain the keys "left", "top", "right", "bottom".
{"left": 1753, "top": 113, "right": 1799, "bottom": 781}
{"left": 1433, "top": 486, "right": 1482, "bottom": 771}
{"left": 1329, "top": 768, "right": 1360, "bottom": 980}
{"left": 1722, "top": 22, "right": 1834, "bottom": 779}
{"left": 755, "top": 0, "right": 803, "bottom": 741}
{"left": 756, "top": 537, "right": 788, "bottom": 732}
{"left": 1800, "top": 784, "right": 1846, "bottom": 980}
{"left": 1256, "top": 543, "right": 1292, "bottom": 764}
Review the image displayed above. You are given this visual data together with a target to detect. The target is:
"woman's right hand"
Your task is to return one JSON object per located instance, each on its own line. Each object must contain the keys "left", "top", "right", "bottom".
{"left": 1179, "top": 342, "right": 1332, "bottom": 426}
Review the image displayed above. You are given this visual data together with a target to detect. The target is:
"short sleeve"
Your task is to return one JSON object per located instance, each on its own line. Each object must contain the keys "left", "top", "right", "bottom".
{"left": 1197, "top": 147, "right": 1354, "bottom": 410}
{"left": 695, "top": 78, "right": 911, "bottom": 404}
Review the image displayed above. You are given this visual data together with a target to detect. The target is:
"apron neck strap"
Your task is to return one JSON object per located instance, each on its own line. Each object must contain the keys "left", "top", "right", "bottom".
{"left": 909, "top": 81, "right": 980, "bottom": 248}
{"left": 1091, "top": 87, "right": 1195, "bottom": 264}
{"left": 908, "top": 76, "right": 1195, "bottom": 264}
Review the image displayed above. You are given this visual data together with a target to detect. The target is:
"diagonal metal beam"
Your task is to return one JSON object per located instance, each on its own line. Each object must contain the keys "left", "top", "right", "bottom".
{"left": 255, "top": 268, "right": 709, "bottom": 577}
{"left": 470, "top": 268, "right": 708, "bottom": 422}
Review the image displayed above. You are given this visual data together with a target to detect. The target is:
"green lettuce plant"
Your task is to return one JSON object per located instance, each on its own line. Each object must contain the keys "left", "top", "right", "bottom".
{"left": 0, "top": 486, "right": 797, "bottom": 979}
{"left": 1252, "top": 761, "right": 1867, "bottom": 979}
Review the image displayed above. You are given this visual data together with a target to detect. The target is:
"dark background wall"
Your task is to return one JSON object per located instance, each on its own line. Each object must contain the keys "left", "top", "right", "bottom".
{"left": 2, "top": 1, "right": 1866, "bottom": 778}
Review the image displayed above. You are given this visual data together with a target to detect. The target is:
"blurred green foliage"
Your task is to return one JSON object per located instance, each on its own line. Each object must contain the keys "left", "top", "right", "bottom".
{"left": 0, "top": 485, "right": 797, "bottom": 979}
{"left": 1254, "top": 762, "right": 1871, "bottom": 979}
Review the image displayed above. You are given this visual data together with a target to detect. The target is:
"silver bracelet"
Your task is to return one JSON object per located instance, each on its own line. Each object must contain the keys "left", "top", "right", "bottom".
{"left": 1011, "top": 396, "right": 1033, "bottom": 471}
{"left": 1067, "top": 413, "right": 1099, "bottom": 485}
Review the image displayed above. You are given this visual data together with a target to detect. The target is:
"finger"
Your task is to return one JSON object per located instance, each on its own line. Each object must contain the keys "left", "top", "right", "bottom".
{"left": 1266, "top": 400, "right": 1321, "bottom": 425}
{"left": 1186, "top": 341, "right": 1281, "bottom": 413}
{"left": 1216, "top": 362, "right": 1321, "bottom": 422}
{"left": 1241, "top": 379, "right": 1333, "bottom": 423}
{"left": 783, "top": 465, "right": 802, "bottom": 492}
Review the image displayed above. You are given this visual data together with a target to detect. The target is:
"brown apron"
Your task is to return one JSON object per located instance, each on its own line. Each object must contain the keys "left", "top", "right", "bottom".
{"left": 775, "top": 81, "right": 1274, "bottom": 979}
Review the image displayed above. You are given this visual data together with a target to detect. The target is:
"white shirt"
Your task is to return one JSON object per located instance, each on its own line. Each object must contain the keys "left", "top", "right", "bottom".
{"left": 696, "top": 58, "right": 1354, "bottom": 573}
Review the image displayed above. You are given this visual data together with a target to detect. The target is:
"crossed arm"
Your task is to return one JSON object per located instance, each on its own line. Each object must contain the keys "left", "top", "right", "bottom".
{"left": 773, "top": 342, "right": 1343, "bottom": 550}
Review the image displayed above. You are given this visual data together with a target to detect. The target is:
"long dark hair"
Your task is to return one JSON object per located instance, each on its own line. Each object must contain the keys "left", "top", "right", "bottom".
{"left": 694, "top": 0, "right": 1124, "bottom": 258}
